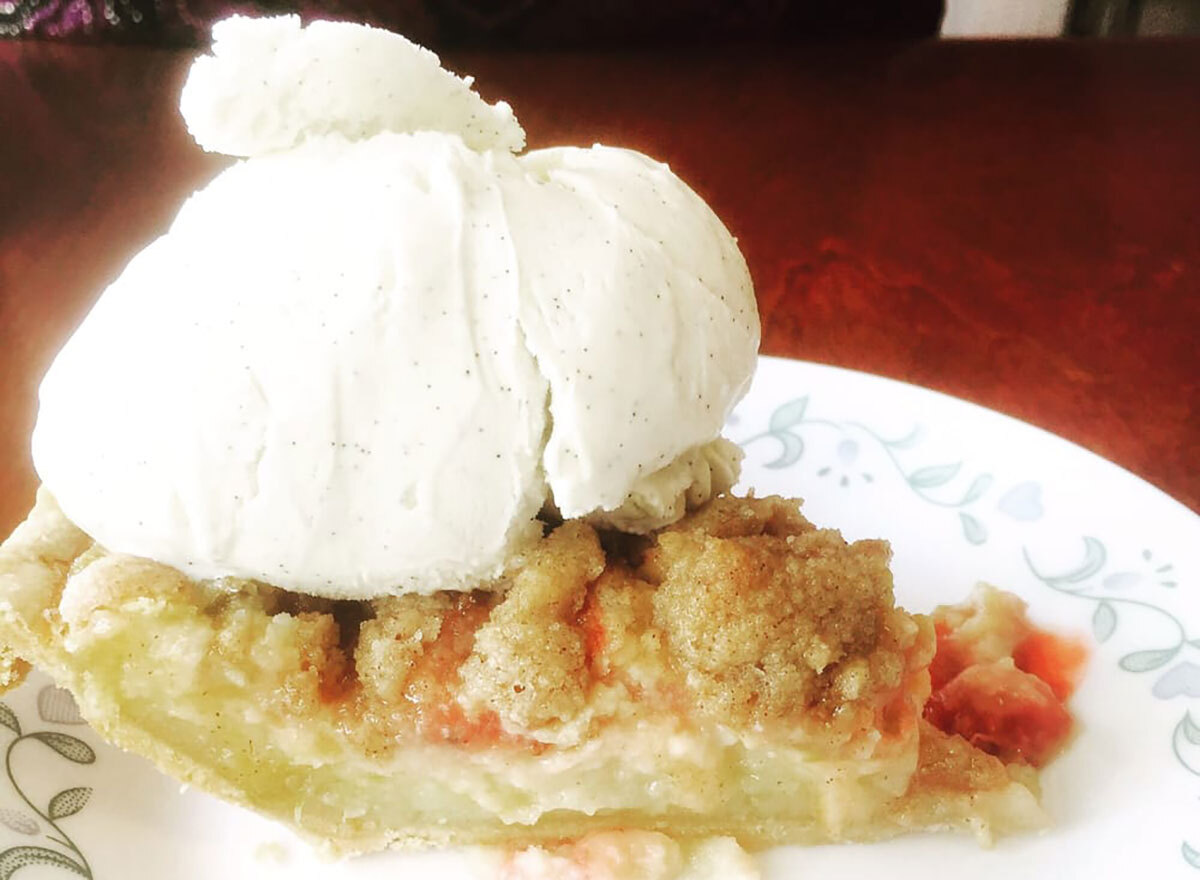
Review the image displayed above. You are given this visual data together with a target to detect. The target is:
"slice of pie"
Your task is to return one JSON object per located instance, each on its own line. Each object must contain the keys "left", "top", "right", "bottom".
{"left": 1, "top": 15, "right": 1083, "bottom": 865}
{"left": 0, "top": 489, "right": 1075, "bottom": 856}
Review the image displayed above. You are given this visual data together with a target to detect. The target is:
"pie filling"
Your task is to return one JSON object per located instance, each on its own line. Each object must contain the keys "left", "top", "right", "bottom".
{"left": 0, "top": 489, "right": 1078, "bottom": 855}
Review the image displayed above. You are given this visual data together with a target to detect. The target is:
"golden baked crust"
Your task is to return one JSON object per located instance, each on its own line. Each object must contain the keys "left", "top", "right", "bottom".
{"left": 0, "top": 488, "right": 1049, "bottom": 854}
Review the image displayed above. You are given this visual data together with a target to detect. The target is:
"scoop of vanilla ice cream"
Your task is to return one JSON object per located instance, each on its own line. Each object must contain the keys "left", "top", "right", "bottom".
{"left": 31, "top": 15, "right": 759, "bottom": 599}
{"left": 35, "top": 133, "right": 550, "bottom": 596}
{"left": 181, "top": 15, "right": 525, "bottom": 156}
{"left": 506, "top": 146, "right": 757, "bottom": 517}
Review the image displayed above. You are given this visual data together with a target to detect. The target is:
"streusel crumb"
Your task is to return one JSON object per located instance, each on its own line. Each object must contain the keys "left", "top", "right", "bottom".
{"left": 645, "top": 496, "right": 920, "bottom": 728}
{"left": 358, "top": 593, "right": 457, "bottom": 702}
{"left": 459, "top": 521, "right": 604, "bottom": 735}
{"left": 9, "top": 490, "right": 922, "bottom": 749}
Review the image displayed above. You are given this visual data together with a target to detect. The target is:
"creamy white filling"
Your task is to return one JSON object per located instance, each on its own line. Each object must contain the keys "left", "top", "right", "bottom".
{"left": 31, "top": 16, "right": 759, "bottom": 599}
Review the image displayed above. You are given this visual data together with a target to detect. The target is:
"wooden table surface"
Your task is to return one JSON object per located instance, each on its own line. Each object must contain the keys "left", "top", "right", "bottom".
{"left": 0, "top": 38, "right": 1197, "bottom": 537}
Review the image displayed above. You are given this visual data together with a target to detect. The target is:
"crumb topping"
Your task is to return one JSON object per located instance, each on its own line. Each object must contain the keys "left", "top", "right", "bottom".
{"left": 580, "top": 567, "right": 663, "bottom": 687}
{"left": 357, "top": 593, "right": 456, "bottom": 705}
{"left": 459, "top": 521, "right": 604, "bottom": 736}
{"left": 11, "top": 490, "right": 927, "bottom": 753}
{"left": 646, "top": 496, "right": 916, "bottom": 728}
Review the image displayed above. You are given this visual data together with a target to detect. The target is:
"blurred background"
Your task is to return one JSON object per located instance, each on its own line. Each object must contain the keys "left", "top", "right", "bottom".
{"left": 0, "top": 0, "right": 1196, "bottom": 529}
{"left": 2, "top": 0, "right": 1199, "bottom": 43}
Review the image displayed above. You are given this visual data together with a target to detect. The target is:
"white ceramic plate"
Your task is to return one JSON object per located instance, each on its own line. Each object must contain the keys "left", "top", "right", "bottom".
{"left": 2, "top": 356, "right": 1197, "bottom": 879}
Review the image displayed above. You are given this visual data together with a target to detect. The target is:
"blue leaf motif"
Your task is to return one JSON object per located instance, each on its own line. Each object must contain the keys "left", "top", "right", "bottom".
{"left": 1092, "top": 601, "right": 1117, "bottom": 643}
{"left": 1158, "top": 665, "right": 1200, "bottom": 700}
{"left": 764, "top": 433, "right": 804, "bottom": 470}
{"left": 1102, "top": 571, "right": 1141, "bottom": 591}
{"left": 959, "top": 473, "right": 993, "bottom": 505}
{"left": 1183, "top": 841, "right": 1200, "bottom": 869}
{"left": 997, "top": 481, "right": 1045, "bottom": 521}
{"left": 908, "top": 462, "right": 961, "bottom": 489}
{"left": 768, "top": 398, "right": 808, "bottom": 433}
{"left": 1120, "top": 646, "right": 1180, "bottom": 673}
{"left": 958, "top": 512, "right": 987, "bottom": 545}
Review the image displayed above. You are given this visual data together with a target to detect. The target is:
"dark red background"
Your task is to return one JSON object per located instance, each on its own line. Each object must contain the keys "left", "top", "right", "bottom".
{"left": 0, "top": 37, "right": 1197, "bottom": 536}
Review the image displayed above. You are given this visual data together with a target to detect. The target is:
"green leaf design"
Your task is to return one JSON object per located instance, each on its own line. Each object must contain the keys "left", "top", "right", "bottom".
{"left": 1182, "top": 841, "right": 1200, "bottom": 869}
{"left": 959, "top": 473, "right": 993, "bottom": 505}
{"left": 1024, "top": 536, "right": 1107, "bottom": 589}
{"left": 29, "top": 732, "right": 94, "bottom": 765}
{"left": 0, "top": 706, "right": 18, "bottom": 737}
{"left": 908, "top": 462, "right": 961, "bottom": 489}
{"left": 768, "top": 397, "right": 808, "bottom": 433}
{"left": 1120, "top": 646, "right": 1180, "bottom": 673}
{"left": 47, "top": 788, "right": 91, "bottom": 820}
{"left": 0, "top": 846, "right": 87, "bottom": 879}
{"left": 1054, "top": 537, "right": 1107, "bottom": 584}
{"left": 882, "top": 426, "right": 922, "bottom": 450}
{"left": 1175, "top": 714, "right": 1200, "bottom": 779}
{"left": 1092, "top": 601, "right": 1118, "bottom": 643}
{"left": 764, "top": 432, "right": 804, "bottom": 470}
{"left": 1181, "top": 713, "right": 1200, "bottom": 747}
{"left": 958, "top": 512, "right": 987, "bottom": 545}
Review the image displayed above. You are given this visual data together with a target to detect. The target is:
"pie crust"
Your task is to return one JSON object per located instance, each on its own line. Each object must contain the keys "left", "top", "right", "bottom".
{"left": 0, "top": 489, "right": 1052, "bottom": 855}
